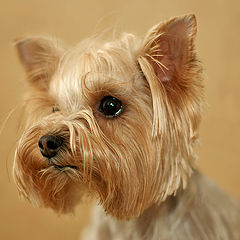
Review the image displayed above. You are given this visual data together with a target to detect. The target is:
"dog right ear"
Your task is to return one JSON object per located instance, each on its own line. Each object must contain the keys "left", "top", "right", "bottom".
{"left": 14, "top": 37, "right": 64, "bottom": 90}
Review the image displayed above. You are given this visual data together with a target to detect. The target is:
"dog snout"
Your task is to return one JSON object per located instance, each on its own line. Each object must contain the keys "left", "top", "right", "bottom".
{"left": 38, "top": 135, "right": 63, "bottom": 158}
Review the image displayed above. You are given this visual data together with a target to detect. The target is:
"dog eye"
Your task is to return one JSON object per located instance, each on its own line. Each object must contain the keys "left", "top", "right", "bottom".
{"left": 52, "top": 106, "right": 60, "bottom": 113}
{"left": 99, "top": 96, "right": 123, "bottom": 118}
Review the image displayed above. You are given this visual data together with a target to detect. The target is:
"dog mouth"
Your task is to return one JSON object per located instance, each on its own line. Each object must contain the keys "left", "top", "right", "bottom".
{"left": 46, "top": 159, "right": 77, "bottom": 171}
{"left": 51, "top": 164, "right": 77, "bottom": 170}
{"left": 41, "top": 153, "right": 77, "bottom": 170}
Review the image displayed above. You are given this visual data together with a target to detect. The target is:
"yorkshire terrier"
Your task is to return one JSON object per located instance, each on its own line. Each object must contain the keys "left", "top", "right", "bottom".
{"left": 13, "top": 14, "right": 240, "bottom": 239}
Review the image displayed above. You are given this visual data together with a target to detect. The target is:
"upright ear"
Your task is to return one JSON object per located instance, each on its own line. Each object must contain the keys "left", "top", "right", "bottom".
{"left": 15, "top": 37, "right": 65, "bottom": 90}
{"left": 138, "top": 14, "right": 202, "bottom": 137}
{"left": 139, "top": 14, "right": 197, "bottom": 83}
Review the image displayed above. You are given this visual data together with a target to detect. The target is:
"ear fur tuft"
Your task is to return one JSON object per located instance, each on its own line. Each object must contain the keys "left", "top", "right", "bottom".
{"left": 140, "top": 14, "right": 197, "bottom": 83}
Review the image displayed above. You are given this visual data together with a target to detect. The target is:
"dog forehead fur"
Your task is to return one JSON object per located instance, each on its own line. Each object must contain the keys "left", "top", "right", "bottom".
{"left": 13, "top": 14, "right": 240, "bottom": 240}
{"left": 50, "top": 34, "right": 143, "bottom": 112}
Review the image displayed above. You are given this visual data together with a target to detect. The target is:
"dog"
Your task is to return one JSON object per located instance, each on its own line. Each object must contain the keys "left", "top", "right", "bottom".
{"left": 13, "top": 14, "right": 240, "bottom": 239}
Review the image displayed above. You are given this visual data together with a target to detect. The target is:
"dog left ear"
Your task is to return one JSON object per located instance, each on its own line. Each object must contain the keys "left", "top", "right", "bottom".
{"left": 14, "top": 36, "right": 64, "bottom": 90}
{"left": 138, "top": 14, "right": 200, "bottom": 137}
{"left": 138, "top": 14, "right": 197, "bottom": 83}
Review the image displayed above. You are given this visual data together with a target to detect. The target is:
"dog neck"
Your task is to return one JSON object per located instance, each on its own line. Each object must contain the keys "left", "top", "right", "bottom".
{"left": 125, "top": 171, "right": 239, "bottom": 239}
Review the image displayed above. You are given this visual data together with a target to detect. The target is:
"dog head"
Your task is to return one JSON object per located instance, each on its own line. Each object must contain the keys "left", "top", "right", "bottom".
{"left": 13, "top": 14, "right": 203, "bottom": 219}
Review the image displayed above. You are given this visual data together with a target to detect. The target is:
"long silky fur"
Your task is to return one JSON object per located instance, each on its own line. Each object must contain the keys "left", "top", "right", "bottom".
{"left": 13, "top": 14, "right": 240, "bottom": 239}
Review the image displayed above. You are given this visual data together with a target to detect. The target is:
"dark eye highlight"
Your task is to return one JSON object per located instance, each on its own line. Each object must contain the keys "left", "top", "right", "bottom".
{"left": 99, "top": 96, "right": 123, "bottom": 118}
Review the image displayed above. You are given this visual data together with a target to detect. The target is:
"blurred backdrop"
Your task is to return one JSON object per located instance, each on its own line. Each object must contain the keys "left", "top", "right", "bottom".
{"left": 0, "top": 0, "right": 239, "bottom": 239}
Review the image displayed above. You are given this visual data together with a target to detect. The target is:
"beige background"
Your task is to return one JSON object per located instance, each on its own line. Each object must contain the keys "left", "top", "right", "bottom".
{"left": 0, "top": 0, "right": 239, "bottom": 239}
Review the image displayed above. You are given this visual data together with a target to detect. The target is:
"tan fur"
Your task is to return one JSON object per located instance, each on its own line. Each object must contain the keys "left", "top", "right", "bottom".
{"left": 13, "top": 14, "right": 240, "bottom": 239}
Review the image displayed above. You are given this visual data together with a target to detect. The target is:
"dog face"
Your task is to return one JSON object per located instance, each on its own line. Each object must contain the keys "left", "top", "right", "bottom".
{"left": 13, "top": 14, "right": 203, "bottom": 219}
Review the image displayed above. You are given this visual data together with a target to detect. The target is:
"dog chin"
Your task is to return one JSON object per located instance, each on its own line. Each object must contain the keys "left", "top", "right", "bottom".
{"left": 14, "top": 152, "right": 81, "bottom": 213}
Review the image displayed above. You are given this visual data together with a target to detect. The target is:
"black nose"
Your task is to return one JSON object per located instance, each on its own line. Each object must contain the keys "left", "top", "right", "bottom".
{"left": 38, "top": 135, "right": 63, "bottom": 158}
